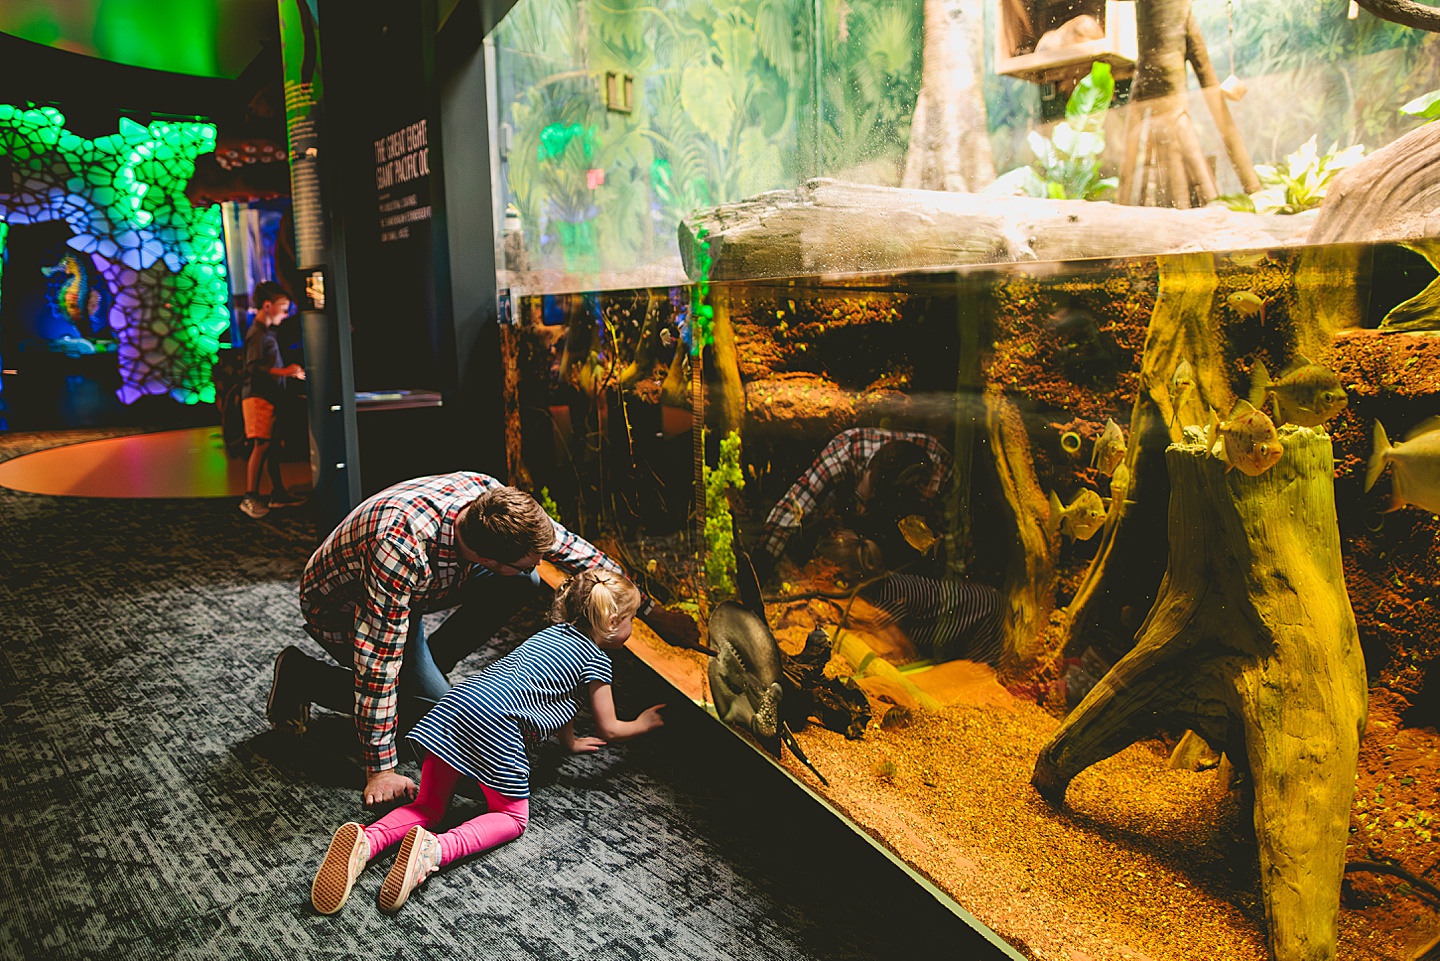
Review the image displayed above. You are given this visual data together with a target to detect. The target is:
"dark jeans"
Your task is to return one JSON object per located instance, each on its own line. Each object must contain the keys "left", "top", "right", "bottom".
{"left": 297, "top": 570, "right": 547, "bottom": 740}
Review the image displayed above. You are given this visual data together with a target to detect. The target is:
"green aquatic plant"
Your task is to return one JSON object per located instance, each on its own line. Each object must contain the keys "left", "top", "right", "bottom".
{"left": 538, "top": 486, "right": 563, "bottom": 526}
{"left": 703, "top": 430, "right": 745, "bottom": 593}
{"left": 1251, "top": 135, "right": 1365, "bottom": 214}
{"left": 987, "top": 62, "right": 1117, "bottom": 202}
{"left": 689, "top": 227, "right": 715, "bottom": 355}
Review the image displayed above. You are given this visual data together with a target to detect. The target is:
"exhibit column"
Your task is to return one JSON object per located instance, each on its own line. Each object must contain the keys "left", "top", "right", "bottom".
{"left": 436, "top": 6, "right": 506, "bottom": 473}
{"left": 277, "top": 0, "right": 362, "bottom": 529}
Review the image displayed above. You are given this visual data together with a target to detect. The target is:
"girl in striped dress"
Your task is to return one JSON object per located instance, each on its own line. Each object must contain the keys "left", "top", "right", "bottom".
{"left": 310, "top": 569, "right": 665, "bottom": 914}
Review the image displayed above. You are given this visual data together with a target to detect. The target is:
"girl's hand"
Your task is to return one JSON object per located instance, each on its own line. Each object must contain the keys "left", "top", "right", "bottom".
{"left": 636, "top": 704, "right": 666, "bottom": 733}
{"left": 569, "top": 736, "right": 606, "bottom": 754}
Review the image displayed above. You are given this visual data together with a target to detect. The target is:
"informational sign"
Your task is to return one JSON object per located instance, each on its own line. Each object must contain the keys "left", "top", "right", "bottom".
{"left": 374, "top": 118, "right": 432, "bottom": 243}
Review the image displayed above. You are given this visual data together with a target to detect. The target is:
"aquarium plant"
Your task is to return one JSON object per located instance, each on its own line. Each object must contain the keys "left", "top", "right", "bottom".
{"left": 703, "top": 430, "right": 745, "bottom": 593}
{"left": 1400, "top": 87, "right": 1440, "bottom": 124}
{"left": 1249, "top": 135, "right": 1366, "bottom": 214}
{"left": 689, "top": 228, "right": 715, "bottom": 355}
{"left": 986, "top": 62, "right": 1117, "bottom": 201}
{"left": 538, "top": 486, "right": 563, "bottom": 526}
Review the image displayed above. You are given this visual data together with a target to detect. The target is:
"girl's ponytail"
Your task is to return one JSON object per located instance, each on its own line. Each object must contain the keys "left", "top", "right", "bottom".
{"left": 551, "top": 569, "right": 640, "bottom": 643}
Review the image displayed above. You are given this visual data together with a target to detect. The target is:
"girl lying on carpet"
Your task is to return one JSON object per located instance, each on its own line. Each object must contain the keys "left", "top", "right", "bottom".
{"left": 310, "top": 569, "right": 666, "bottom": 914}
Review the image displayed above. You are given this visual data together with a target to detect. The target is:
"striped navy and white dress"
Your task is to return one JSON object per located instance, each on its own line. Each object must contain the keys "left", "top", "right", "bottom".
{"left": 406, "top": 623, "right": 612, "bottom": 799}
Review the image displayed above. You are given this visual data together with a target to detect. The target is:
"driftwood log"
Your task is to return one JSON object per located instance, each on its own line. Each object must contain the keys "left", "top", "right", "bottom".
{"left": 1033, "top": 427, "right": 1367, "bottom": 961}
{"left": 1309, "top": 120, "right": 1440, "bottom": 331}
{"left": 987, "top": 390, "right": 1058, "bottom": 675}
{"left": 678, "top": 179, "right": 1307, "bottom": 282}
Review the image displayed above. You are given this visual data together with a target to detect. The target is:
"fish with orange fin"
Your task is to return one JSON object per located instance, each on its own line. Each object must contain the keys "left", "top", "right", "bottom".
{"left": 1205, "top": 401, "right": 1283, "bottom": 476}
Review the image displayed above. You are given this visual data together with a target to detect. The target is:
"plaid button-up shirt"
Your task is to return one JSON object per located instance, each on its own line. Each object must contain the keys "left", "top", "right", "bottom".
{"left": 299, "top": 472, "right": 619, "bottom": 771}
{"left": 760, "top": 428, "right": 953, "bottom": 560}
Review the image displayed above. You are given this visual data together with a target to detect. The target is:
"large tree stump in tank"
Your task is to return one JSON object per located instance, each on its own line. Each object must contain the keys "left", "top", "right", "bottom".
{"left": 1032, "top": 427, "right": 1367, "bottom": 961}
{"left": 1060, "top": 253, "right": 1229, "bottom": 665}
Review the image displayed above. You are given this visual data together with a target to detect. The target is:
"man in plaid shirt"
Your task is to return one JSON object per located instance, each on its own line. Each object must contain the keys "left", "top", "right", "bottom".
{"left": 755, "top": 427, "right": 953, "bottom": 580}
{"left": 267, "top": 472, "right": 699, "bottom": 806}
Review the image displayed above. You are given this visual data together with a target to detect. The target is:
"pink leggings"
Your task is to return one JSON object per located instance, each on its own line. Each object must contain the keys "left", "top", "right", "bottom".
{"left": 363, "top": 755, "right": 530, "bottom": 865}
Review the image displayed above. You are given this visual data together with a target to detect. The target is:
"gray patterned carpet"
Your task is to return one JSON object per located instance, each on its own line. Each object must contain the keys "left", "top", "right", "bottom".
{"left": 0, "top": 429, "right": 990, "bottom": 961}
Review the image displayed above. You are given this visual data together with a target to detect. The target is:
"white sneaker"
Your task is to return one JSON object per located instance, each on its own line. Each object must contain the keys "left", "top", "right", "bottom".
{"left": 378, "top": 825, "right": 441, "bottom": 911}
{"left": 239, "top": 496, "right": 269, "bottom": 519}
{"left": 312, "top": 822, "right": 371, "bottom": 915}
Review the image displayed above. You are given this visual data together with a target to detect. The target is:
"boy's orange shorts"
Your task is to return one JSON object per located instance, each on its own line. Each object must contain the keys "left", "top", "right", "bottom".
{"left": 242, "top": 397, "right": 275, "bottom": 440}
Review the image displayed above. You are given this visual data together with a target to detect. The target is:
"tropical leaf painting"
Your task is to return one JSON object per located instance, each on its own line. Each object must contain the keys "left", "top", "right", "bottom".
{"left": 493, "top": 0, "right": 822, "bottom": 283}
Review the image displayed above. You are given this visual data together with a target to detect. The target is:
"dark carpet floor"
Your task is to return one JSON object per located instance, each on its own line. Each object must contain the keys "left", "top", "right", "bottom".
{"left": 0, "top": 430, "right": 987, "bottom": 961}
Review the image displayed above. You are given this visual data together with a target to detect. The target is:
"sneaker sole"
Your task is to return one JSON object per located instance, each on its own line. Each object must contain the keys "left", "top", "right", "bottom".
{"left": 378, "top": 827, "right": 425, "bottom": 912}
{"left": 312, "top": 822, "right": 366, "bottom": 915}
{"left": 266, "top": 648, "right": 310, "bottom": 733}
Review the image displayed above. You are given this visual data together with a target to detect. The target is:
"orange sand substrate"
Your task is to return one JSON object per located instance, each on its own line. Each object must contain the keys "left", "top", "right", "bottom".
{"left": 622, "top": 620, "right": 1419, "bottom": 961}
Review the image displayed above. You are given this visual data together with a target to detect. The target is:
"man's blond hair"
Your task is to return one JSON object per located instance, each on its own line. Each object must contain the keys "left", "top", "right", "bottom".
{"left": 457, "top": 487, "right": 556, "bottom": 562}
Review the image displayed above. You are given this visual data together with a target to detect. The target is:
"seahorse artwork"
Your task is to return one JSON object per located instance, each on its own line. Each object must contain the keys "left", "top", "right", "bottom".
{"left": 42, "top": 254, "right": 112, "bottom": 342}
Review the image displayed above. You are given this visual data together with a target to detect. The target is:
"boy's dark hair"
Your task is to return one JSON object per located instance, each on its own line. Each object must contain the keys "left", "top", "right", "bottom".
{"left": 457, "top": 487, "right": 557, "bottom": 562}
{"left": 253, "top": 281, "right": 291, "bottom": 308}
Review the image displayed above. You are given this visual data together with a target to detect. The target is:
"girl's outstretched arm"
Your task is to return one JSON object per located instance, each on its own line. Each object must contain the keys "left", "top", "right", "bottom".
{"left": 588, "top": 682, "right": 664, "bottom": 742}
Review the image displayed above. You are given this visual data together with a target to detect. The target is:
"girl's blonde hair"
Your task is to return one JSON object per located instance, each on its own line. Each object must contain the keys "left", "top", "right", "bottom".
{"left": 551, "top": 569, "right": 641, "bottom": 643}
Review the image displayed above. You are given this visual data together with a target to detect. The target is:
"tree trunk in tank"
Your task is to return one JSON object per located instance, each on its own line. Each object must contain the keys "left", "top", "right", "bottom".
{"left": 986, "top": 390, "right": 1058, "bottom": 676}
{"left": 1059, "top": 253, "right": 1226, "bottom": 664}
{"left": 901, "top": 0, "right": 996, "bottom": 193}
{"left": 1033, "top": 428, "right": 1367, "bottom": 961}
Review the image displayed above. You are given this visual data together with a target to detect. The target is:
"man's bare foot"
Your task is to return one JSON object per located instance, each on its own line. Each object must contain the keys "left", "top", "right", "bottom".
{"left": 364, "top": 769, "right": 417, "bottom": 806}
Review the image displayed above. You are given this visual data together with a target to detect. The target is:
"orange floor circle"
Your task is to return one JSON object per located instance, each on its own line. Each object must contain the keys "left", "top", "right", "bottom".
{"left": 0, "top": 427, "right": 311, "bottom": 498}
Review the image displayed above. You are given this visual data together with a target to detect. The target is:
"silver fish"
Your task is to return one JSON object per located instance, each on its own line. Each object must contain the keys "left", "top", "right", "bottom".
{"left": 1105, "top": 462, "right": 1131, "bottom": 523}
{"left": 1228, "top": 251, "right": 1269, "bottom": 267}
{"left": 1250, "top": 355, "right": 1347, "bottom": 428}
{"left": 1170, "top": 359, "right": 1196, "bottom": 429}
{"left": 1207, "top": 400, "right": 1283, "bottom": 476}
{"left": 1091, "top": 418, "right": 1126, "bottom": 476}
{"left": 1046, "top": 488, "right": 1107, "bottom": 541}
{"left": 1366, "top": 417, "right": 1440, "bottom": 514}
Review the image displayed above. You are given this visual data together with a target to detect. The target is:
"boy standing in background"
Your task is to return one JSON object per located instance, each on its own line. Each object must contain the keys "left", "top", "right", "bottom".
{"left": 239, "top": 281, "right": 306, "bottom": 519}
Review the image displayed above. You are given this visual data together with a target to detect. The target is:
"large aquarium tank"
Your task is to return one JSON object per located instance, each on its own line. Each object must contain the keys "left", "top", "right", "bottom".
{"left": 489, "top": 0, "right": 1440, "bottom": 958}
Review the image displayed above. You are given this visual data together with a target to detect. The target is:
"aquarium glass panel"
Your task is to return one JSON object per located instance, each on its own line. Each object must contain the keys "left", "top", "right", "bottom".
{"left": 496, "top": 0, "right": 1440, "bottom": 956}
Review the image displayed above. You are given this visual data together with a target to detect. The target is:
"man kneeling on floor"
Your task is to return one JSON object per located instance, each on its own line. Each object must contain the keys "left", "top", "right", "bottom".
{"left": 266, "top": 472, "right": 700, "bottom": 806}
